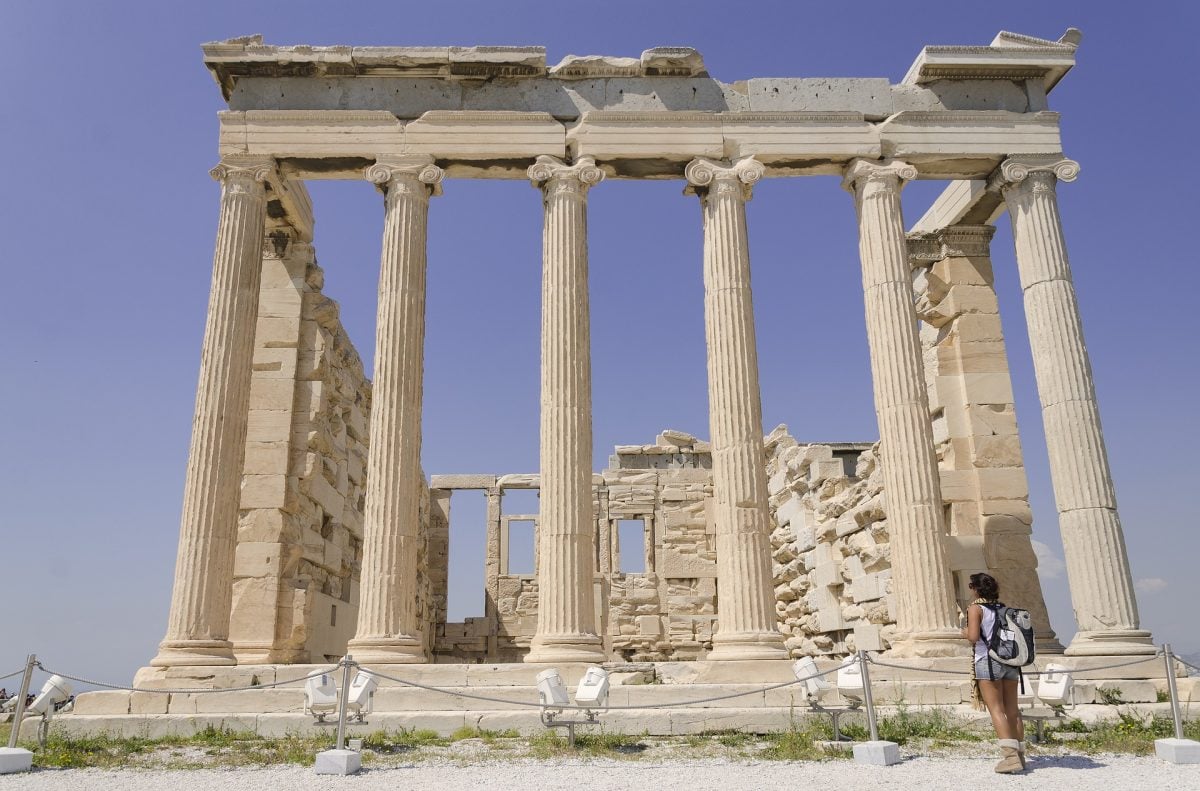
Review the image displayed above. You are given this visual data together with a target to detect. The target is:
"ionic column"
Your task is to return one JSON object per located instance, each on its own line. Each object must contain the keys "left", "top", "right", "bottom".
{"left": 685, "top": 157, "right": 787, "bottom": 661}
{"left": 993, "top": 156, "right": 1153, "bottom": 655}
{"left": 525, "top": 155, "right": 606, "bottom": 664}
{"left": 348, "top": 156, "right": 444, "bottom": 664}
{"left": 843, "top": 159, "right": 963, "bottom": 658}
{"left": 152, "top": 156, "right": 273, "bottom": 667}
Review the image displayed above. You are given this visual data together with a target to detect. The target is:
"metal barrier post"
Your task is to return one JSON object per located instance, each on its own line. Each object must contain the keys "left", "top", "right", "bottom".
{"left": 858, "top": 649, "right": 879, "bottom": 743}
{"left": 852, "top": 650, "right": 900, "bottom": 766}
{"left": 6, "top": 655, "right": 36, "bottom": 749}
{"left": 1154, "top": 642, "right": 1200, "bottom": 764}
{"left": 314, "top": 654, "right": 362, "bottom": 775}
{"left": 335, "top": 654, "right": 352, "bottom": 752}
{"left": 1164, "top": 644, "right": 1185, "bottom": 741}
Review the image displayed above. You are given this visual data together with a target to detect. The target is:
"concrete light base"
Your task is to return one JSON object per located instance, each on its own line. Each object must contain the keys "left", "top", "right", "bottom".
{"left": 1155, "top": 738, "right": 1200, "bottom": 764}
{"left": 0, "top": 747, "right": 33, "bottom": 774}
{"left": 853, "top": 740, "right": 901, "bottom": 766}
{"left": 314, "top": 748, "right": 361, "bottom": 775}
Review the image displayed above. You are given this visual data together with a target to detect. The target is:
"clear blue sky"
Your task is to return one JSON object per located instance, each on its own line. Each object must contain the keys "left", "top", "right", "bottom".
{"left": 2, "top": 0, "right": 1196, "bottom": 684}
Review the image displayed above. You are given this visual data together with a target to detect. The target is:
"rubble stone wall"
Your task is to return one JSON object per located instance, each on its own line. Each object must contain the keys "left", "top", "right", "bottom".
{"left": 765, "top": 429, "right": 890, "bottom": 655}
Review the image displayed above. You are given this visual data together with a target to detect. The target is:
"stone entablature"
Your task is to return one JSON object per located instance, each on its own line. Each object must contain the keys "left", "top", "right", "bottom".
{"left": 204, "top": 33, "right": 1076, "bottom": 185}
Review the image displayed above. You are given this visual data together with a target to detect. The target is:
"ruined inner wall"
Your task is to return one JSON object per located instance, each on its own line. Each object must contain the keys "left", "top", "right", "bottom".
{"left": 767, "top": 431, "right": 892, "bottom": 655}
{"left": 431, "top": 421, "right": 1049, "bottom": 663}
{"left": 229, "top": 234, "right": 432, "bottom": 664}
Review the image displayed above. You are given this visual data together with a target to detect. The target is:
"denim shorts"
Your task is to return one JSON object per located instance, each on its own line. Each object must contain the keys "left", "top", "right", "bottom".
{"left": 975, "top": 656, "right": 1020, "bottom": 682}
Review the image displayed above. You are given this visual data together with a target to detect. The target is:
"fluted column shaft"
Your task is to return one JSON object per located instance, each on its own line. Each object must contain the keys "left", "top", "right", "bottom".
{"left": 152, "top": 157, "right": 272, "bottom": 667}
{"left": 996, "top": 157, "right": 1152, "bottom": 655}
{"left": 844, "top": 159, "right": 964, "bottom": 658}
{"left": 686, "top": 158, "right": 787, "bottom": 661}
{"left": 349, "top": 156, "right": 444, "bottom": 664}
{"left": 525, "top": 156, "right": 606, "bottom": 663}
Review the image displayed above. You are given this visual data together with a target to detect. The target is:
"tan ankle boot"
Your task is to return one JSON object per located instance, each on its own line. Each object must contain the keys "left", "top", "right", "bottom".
{"left": 995, "top": 739, "right": 1023, "bottom": 774}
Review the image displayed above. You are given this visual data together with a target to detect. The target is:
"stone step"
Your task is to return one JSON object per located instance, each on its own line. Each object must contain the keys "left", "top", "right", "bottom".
{"left": 42, "top": 700, "right": 1200, "bottom": 741}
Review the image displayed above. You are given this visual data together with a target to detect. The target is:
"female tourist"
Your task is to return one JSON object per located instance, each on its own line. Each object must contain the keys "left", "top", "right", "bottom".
{"left": 962, "top": 572, "right": 1025, "bottom": 773}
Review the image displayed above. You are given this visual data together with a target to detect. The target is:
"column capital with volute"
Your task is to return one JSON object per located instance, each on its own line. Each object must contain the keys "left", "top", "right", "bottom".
{"left": 841, "top": 158, "right": 918, "bottom": 194}
{"left": 988, "top": 155, "right": 1080, "bottom": 192}
{"left": 209, "top": 155, "right": 275, "bottom": 188}
{"left": 365, "top": 155, "right": 446, "bottom": 196}
{"left": 528, "top": 155, "right": 604, "bottom": 194}
{"left": 684, "top": 157, "right": 764, "bottom": 200}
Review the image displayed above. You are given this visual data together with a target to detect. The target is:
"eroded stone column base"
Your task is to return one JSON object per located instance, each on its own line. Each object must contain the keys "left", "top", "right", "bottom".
{"left": 886, "top": 629, "right": 972, "bottom": 659}
{"left": 524, "top": 633, "right": 606, "bottom": 664}
{"left": 345, "top": 637, "right": 428, "bottom": 664}
{"left": 1065, "top": 629, "right": 1156, "bottom": 656}
{"left": 149, "top": 640, "right": 237, "bottom": 667}
{"left": 707, "top": 631, "right": 789, "bottom": 661}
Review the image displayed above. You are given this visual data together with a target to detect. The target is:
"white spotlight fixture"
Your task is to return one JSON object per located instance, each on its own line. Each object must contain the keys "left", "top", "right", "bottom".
{"left": 535, "top": 668, "right": 569, "bottom": 714}
{"left": 305, "top": 673, "right": 339, "bottom": 723}
{"left": 792, "top": 657, "right": 832, "bottom": 701}
{"left": 1036, "top": 664, "right": 1074, "bottom": 710}
{"left": 536, "top": 666, "right": 608, "bottom": 747}
{"left": 793, "top": 656, "right": 861, "bottom": 743}
{"left": 346, "top": 669, "right": 378, "bottom": 722}
{"left": 836, "top": 654, "right": 865, "bottom": 704}
{"left": 26, "top": 676, "right": 72, "bottom": 717}
{"left": 575, "top": 666, "right": 610, "bottom": 711}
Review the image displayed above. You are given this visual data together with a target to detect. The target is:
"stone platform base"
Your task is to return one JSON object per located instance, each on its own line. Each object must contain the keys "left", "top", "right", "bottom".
{"left": 44, "top": 656, "right": 1190, "bottom": 740}
{"left": 0, "top": 747, "right": 33, "bottom": 775}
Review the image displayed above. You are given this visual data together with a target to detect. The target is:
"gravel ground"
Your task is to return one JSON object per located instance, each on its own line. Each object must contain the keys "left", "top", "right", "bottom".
{"left": 2, "top": 755, "right": 1197, "bottom": 791}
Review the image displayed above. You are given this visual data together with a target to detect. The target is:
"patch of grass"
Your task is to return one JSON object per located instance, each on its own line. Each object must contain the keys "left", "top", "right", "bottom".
{"left": 760, "top": 728, "right": 824, "bottom": 760}
{"left": 220, "top": 734, "right": 331, "bottom": 766}
{"left": 527, "top": 730, "right": 569, "bottom": 758}
{"left": 28, "top": 727, "right": 331, "bottom": 769}
{"left": 1049, "top": 717, "right": 1090, "bottom": 734}
{"left": 875, "top": 706, "right": 981, "bottom": 745}
{"left": 449, "top": 725, "right": 480, "bottom": 741}
{"left": 361, "top": 727, "right": 448, "bottom": 752}
{"left": 1096, "top": 686, "right": 1126, "bottom": 706}
{"left": 34, "top": 734, "right": 150, "bottom": 769}
{"left": 1156, "top": 690, "right": 1170, "bottom": 703}
{"left": 1050, "top": 713, "right": 1200, "bottom": 755}
{"left": 702, "top": 728, "right": 756, "bottom": 748}
{"left": 479, "top": 727, "right": 519, "bottom": 743}
{"left": 574, "top": 731, "right": 646, "bottom": 756}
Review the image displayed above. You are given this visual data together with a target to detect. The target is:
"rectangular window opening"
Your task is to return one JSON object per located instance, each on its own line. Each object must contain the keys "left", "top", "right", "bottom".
{"left": 618, "top": 519, "right": 648, "bottom": 574}
{"left": 447, "top": 489, "right": 489, "bottom": 621}
{"left": 507, "top": 519, "right": 536, "bottom": 575}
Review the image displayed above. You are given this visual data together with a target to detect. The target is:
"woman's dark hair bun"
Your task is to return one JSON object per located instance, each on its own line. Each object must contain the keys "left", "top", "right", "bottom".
{"left": 969, "top": 572, "right": 1000, "bottom": 601}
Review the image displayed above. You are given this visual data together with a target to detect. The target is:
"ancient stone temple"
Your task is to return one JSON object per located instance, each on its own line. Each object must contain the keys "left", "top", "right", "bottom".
{"left": 65, "top": 28, "right": 1172, "bottom": 735}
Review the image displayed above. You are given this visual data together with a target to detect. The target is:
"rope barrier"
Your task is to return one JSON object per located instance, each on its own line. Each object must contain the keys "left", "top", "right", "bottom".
{"left": 19, "top": 647, "right": 1182, "bottom": 712}
{"left": 363, "top": 662, "right": 842, "bottom": 712}
{"left": 1175, "top": 656, "right": 1200, "bottom": 674}
{"left": 866, "top": 651, "right": 1164, "bottom": 677}
{"left": 34, "top": 664, "right": 340, "bottom": 696}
